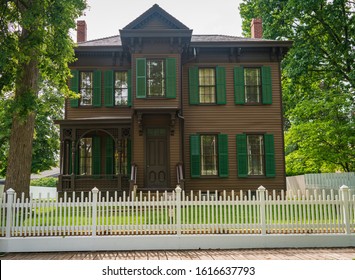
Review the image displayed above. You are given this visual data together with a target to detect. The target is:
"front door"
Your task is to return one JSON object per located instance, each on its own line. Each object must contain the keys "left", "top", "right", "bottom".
{"left": 146, "top": 128, "right": 168, "bottom": 189}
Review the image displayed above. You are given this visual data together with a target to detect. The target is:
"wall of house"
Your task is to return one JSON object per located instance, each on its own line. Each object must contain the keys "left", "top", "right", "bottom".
{"left": 182, "top": 60, "right": 286, "bottom": 191}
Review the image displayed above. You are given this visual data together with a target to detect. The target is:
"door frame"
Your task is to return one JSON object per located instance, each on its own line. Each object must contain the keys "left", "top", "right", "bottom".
{"left": 144, "top": 126, "right": 170, "bottom": 189}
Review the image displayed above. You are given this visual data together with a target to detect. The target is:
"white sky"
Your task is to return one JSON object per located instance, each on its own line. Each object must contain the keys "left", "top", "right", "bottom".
{"left": 74, "top": 0, "right": 244, "bottom": 41}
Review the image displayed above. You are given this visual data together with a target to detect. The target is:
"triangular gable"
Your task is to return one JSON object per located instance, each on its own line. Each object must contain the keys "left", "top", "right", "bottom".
{"left": 123, "top": 4, "right": 190, "bottom": 30}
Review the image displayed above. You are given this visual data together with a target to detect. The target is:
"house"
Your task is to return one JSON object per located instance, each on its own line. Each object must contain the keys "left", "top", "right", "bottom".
{"left": 55, "top": 4, "right": 292, "bottom": 195}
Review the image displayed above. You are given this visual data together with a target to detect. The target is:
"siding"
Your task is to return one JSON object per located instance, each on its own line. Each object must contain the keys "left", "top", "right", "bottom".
{"left": 182, "top": 62, "right": 285, "bottom": 191}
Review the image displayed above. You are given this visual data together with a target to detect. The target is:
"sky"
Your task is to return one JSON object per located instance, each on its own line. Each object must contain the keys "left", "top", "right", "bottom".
{"left": 74, "top": 0, "right": 244, "bottom": 41}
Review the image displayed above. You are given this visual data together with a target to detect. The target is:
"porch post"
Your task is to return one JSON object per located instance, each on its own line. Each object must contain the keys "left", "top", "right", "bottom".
{"left": 71, "top": 140, "right": 76, "bottom": 188}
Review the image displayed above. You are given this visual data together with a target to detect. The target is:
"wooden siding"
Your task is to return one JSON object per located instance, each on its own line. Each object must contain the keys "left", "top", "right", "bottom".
{"left": 182, "top": 62, "right": 286, "bottom": 191}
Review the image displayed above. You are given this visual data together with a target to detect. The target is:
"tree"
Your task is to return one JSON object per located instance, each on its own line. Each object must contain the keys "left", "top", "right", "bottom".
{"left": 0, "top": 84, "right": 64, "bottom": 177}
{"left": 240, "top": 0, "right": 355, "bottom": 174}
{"left": 0, "top": 0, "right": 87, "bottom": 195}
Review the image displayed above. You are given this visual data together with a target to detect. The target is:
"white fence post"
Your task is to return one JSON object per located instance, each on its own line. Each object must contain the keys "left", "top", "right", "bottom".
{"left": 340, "top": 185, "right": 350, "bottom": 234}
{"left": 5, "top": 188, "right": 15, "bottom": 238}
{"left": 258, "top": 186, "right": 266, "bottom": 235}
{"left": 92, "top": 187, "right": 99, "bottom": 237}
{"left": 175, "top": 185, "right": 182, "bottom": 236}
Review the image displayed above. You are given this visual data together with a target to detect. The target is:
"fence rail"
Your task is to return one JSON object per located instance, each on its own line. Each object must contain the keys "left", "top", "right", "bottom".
{"left": 1, "top": 185, "right": 354, "bottom": 238}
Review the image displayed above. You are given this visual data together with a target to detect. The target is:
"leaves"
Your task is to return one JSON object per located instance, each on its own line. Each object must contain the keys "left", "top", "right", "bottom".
{"left": 240, "top": 0, "right": 355, "bottom": 174}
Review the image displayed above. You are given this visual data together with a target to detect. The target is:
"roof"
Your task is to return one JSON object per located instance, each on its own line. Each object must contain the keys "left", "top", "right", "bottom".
{"left": 78, "top": 34, "right": 290, "bottom": 47}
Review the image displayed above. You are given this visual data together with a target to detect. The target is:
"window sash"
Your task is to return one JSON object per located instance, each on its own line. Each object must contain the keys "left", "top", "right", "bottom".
{"left": 114, "top": 71, "right": 128, "bottom": 106}
{"left": 200, "top": 135, "right": 218, "bottom": 176}
{"left": 247, "top": 135, "right": 264, "bottom": 175}
{"left": 244, "top": 68, "right": 261, "bottom": 103}
{"left": 80, "top": 72, "right": 93, "bottom": 105}
{"left": 199, "top": 68, "right": 216, "bottom": 103}
{"left": 147, "top": 59, "right": 165, "bottom": 97}
{"left": 115, "top": 138, "right": 130, "bottom": 176}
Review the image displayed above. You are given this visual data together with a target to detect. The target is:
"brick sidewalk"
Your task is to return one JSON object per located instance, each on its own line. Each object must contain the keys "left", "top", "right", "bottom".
{"left": 1, "top": 248, "right": 354, "bottom": 260}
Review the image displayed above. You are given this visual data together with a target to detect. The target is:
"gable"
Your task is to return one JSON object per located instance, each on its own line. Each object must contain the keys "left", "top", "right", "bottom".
{"left": 123, "top": 4, "right": 189, "bottom": 30}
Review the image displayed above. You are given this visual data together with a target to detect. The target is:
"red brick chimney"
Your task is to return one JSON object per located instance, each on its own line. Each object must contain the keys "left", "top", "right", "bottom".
{"left": 251, "top": 18, "right": 262, "bottom": 39}
{"left": 77, "top": 20, "right": 87, "bottom": 43}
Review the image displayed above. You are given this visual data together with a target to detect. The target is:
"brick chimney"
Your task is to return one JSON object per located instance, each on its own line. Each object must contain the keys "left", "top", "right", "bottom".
{"left": 251, "top": 18, "right": 262, "bottom": 39}
{"left": 77, "top": 20, "right": 87, "bottom": 43}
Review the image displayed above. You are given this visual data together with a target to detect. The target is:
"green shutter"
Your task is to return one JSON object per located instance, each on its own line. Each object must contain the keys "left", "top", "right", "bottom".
{"left": 127, "top": 139, "right": 132, "bottom": 176}
{"left": 236, "top": 134, "right": 248, "bottom": 177}
{"left": 262, "top": 66, "right": 272, "bottom": 104}
{"left": 264, "top": 134, "right": 276, "bottom": 177}
{"left": 93, "top": 70, "right": 102, "bottom": 107}
{"left": 127, "top": 69, "right": 132, "bottom": 106}
{"left": 92, "top": 136, "right": 101, "bottom": 177}
{"left": 190, "top": 135, "right": 200, "bottom": 178}
{"left": 70, "top": 70, "right": 79, "bottom": 108}
{"left": 234, "top": 67, "right": 245, "bottom": 105}
{"left": 166, "top": 58, "right": 176, "bottom": 98}
{"left": 218, "top": 134, "right": 229, "bottom": 177}
{"left": 136, "top": 58, "right": 146, "bottom": 98}
{"left": 216, "top": 67, "right": 226, "bottom": 105}
{"left": 105, "top": 137, "right": 114, "bottom": 175}
{"left": 189, "top": 67, "right": 199, "bottom": 105}
{"left": 104, "top": 70, "right": 114, "bottom": 107}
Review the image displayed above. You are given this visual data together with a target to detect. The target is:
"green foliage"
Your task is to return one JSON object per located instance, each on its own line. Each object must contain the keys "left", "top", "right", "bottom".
{"left": 30, "top": 177, "right": 58, "bottom": 188}
{"left": 0, "top": 0, "right": 87, "bottom": 181}
{"left": 240, "top": 0, "right": 355, "bottom": 174}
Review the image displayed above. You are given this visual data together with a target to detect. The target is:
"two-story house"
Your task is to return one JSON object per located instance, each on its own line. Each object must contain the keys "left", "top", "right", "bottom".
{"left": 56, "top": 4, "right": 291, "bottom": 195}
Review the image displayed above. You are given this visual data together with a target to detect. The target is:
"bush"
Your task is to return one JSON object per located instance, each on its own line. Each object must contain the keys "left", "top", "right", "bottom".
{"left": 30, "top": 177, "right": 58, "bottom": 188}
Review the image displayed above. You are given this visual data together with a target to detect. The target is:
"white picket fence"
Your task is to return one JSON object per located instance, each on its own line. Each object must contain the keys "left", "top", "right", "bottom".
{"left": 1, "top": 185, "right": 354, "bottom": 238}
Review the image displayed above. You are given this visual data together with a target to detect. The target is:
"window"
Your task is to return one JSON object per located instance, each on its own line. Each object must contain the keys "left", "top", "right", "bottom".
{"left": 70, "top": 70, "right": 102, "bottom": 107}
{"left": 247, "top": 135, "right": 264, "bottom": 175}
{"left": 245, "top": 68, "right": 261, "bottom": 103}
{"left": 80, "top": 72, "right": 93, "bottom": 105}
{"left": 199, "top": 68, "right": 216, "bottom": 103}
{"left": 114, "top": 138, "right": 131, "bottom": 176}
{"left": 114, "top": 71, "right": 128, "bottom": 105}
{"left": 147, "top": 59, "right": 165, "bottom": 97}
{"left": 234, "top": 66, "right": 272, "bottom": 105}
{"left": 201, "top": 135, "right": 218, "bottom": 175}
{"left": 189, "top": 66, "right": 226, "bottom": 105}
{"left": 136, "top": 58, "right": 176, "bottom": 99}
{"left": 236, "top": 134, "right": 275, "bottom": 177}
{"left": 190, "top": 134, "right": 228, "bottom": 178}
{"left": 79, "top": 138, "right": 92, "bottom": 175}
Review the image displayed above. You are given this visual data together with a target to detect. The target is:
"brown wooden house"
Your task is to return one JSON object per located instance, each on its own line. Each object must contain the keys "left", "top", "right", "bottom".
{"left": 56, "top": 4, "right": 292, "bottom": 195}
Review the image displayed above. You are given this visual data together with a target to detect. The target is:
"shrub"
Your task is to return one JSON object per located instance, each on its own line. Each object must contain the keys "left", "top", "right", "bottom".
{"left": 30, "top": 177, "right": 58, "bottom": 188}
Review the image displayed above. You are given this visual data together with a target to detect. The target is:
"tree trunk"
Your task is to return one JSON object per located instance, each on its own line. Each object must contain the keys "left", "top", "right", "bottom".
{"left": 5, "top": 113, "right": 36, "bottom": 197}
{"left": 5, "top": 26, "right": 39, "bottom": 197}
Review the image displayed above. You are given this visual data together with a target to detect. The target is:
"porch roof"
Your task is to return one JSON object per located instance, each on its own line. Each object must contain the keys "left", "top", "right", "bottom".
{"left": 54, "top": 117, "right": 132, "bottom": 126}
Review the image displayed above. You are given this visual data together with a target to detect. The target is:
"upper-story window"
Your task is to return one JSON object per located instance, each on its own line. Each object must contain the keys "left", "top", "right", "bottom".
{"left": 189, "top": 66, "right": 226, "bottom": 105}
{"left": 136, "top": 58, "right": 176, "bottom": 99}
{"left": 244, "top": 68, "right": 261, "bottom": 103}
{"left": 70, "top": 70, "right": 101, "bottom": 108}
{"left": 234, "top": 66, "right": 272, "bottom": 105}
{"left": 80, "top": 72, "right": 93, "bottom": 106}
{"left": 147, "top": 59, "right": 165, "bottom": 97}
{"left": 114, "top": 71, "right": 128, "bottom": 106}
{"left": 199, "top": 68, "right": 216, "bottom": 104}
